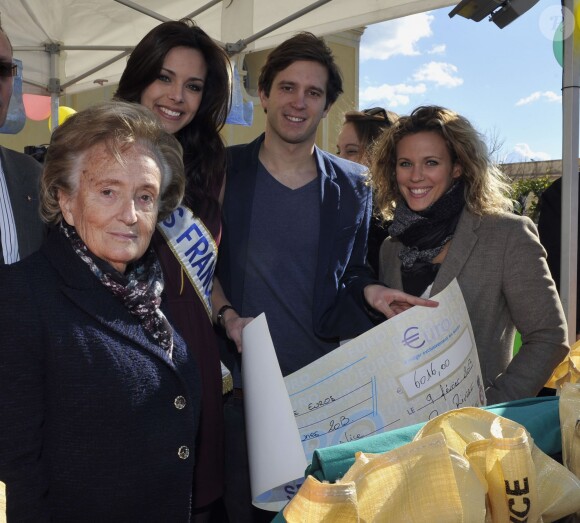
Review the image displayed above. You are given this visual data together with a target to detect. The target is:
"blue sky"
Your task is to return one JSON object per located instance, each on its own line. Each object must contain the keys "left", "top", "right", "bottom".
{"left": 358, "top": 0, "right": 565, "bottom": 163}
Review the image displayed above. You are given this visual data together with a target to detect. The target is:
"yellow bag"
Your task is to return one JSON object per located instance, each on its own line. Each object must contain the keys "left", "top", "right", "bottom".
{"left": 283, "top": 432, "right": 486, "bottom": 523}
{"left": 414, "top": 407, "right": 580, "bottom": 523}
{"left": 0, "top": 481, "right": 5, "bottom": 523}
{"left": 546, "top": 339, "right": 580, "bottom": 390}
{"left": 284, "top": 408, "right": 580, "bottom": 522}
{"left": 560, "top": 382, "right": 580, "bottom": 474}
{"left": 559, "top": 382, "right": 580, "bottom": 523}
{"left": 282, "top": 475, "right": 359, "bottom": 522}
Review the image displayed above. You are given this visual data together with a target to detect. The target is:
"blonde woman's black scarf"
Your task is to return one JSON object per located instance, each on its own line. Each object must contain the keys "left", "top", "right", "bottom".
{"left": 388, "top": 180, "right": 465, "bottom": 296}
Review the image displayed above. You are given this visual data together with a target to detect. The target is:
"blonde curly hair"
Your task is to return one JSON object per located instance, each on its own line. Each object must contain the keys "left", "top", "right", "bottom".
{"left": 370, "top": 105, "right": 512, "bottom": 221}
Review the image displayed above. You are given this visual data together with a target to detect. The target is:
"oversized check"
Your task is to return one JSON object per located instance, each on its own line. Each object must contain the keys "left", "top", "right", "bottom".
{"left": 242, "top": 278, "right": 485, "bottom": 511}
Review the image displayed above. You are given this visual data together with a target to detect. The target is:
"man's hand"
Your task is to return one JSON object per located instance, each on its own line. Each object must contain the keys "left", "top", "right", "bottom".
{"left": 224, "top": 314, "right": 254, "bottom": 353}
{"left": 363, "top": 284, "right": 438, "bottom": 319}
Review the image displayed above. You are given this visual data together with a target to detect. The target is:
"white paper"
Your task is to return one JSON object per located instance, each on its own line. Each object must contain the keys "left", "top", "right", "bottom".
{"left": 241, "top": 314, "right": 308, "bottom": 511}
{"left": 242, "top": 279, "right": 485, "bottom": 511}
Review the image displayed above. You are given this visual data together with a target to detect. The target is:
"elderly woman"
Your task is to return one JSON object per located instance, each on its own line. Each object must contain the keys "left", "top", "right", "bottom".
{"left": 371, "top": 105, "right": 569, "bottom": 404}
{"left": 0, "top": 101, "right": 197, "bottom": 521}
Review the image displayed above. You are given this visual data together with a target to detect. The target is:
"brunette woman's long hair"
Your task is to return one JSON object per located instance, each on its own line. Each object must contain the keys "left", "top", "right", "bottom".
{"left": 116, "top": 19, "right": 231, "bottom": 210}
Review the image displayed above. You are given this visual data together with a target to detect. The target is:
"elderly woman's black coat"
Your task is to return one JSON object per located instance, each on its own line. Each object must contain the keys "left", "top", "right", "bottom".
{"left": 0, "top": 229, "right": 200, "bottom": 522}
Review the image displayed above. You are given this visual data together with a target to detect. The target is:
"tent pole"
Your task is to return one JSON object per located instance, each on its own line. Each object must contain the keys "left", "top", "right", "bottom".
{"left": 187, "top": 0, "right": 224, "bottom": 19}
{"left": 225, "top": 0, "right": 333, "bottom": 55}
{"left": 561, "top": 0, "right": 579, "bottom": 341}
{"left": 113, "top": 0, "right": 171, "bottom": 22}
{"left": 114, "top": 0, "right": 224, "bottom": 23}
{"left": 47, "top": 42, "right": 60, "bottom": 132}
{"left": 60, "top": 50, "right": 131, "bottom": 91}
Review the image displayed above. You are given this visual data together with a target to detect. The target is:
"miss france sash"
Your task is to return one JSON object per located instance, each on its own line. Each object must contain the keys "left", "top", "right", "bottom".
{"left": 157, "top": 205, "right": 217, "bottom": 321}
{"left": 158, "top": 206, "right": 234, "bottom": 393}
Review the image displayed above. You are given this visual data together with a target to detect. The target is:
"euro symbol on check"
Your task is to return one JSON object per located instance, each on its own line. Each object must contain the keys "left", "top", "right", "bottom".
{"left": 402, "top": 326, "right": 425, "bottom": 349}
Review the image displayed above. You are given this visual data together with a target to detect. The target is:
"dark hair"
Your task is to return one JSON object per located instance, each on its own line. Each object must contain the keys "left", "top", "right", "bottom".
{"left": 40, "top": 101, "right": 185, "bottom": 225}
{"left": 343, "top": 107, "right": 398, "bottom": 158}
{"left": 115, "top": 19, "right": 231, "bottom": 210}
{"left": 258, "top": 32, "right": 343, "bottom": 109}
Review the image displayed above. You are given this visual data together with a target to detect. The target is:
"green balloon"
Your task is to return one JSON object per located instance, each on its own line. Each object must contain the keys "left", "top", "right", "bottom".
{"left": 553, "top": 21, "right": 563, "bottom": 67}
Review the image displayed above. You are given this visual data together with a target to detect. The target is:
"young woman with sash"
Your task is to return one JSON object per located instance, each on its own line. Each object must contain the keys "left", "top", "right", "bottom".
{"left": 116, "top": 19, "right": 238, "bottom": 521}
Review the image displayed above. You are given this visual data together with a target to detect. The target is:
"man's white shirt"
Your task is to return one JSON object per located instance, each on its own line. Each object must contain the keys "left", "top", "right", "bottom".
{"left": 0, "top": 158, "right": 19, "bottom": 264}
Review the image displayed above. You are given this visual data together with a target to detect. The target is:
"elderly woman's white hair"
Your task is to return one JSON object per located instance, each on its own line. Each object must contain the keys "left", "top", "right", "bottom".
{"left": 40, "top": 100, "right": 185, "bottom": 225}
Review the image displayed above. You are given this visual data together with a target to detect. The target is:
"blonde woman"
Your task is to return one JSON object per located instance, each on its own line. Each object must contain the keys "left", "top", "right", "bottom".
{"left": 371, "top": 105, "right": 568, "bottom": 404}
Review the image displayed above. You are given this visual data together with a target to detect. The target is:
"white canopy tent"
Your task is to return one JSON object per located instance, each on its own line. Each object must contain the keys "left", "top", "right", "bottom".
{"left": 2, "top": 0, "right": 578, "bottom": 336}
{"left": 2, "top": 0, "right": 456, "bottom": 97}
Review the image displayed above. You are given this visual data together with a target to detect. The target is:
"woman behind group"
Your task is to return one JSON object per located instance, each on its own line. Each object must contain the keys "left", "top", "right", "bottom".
{"left": 371, "top": 105, "right": 568, "bottom": 404}
{"left": 336, "top": 107, "right": 397, "bottom": 165}
{"left": 115, "top": 19, "right": 233, "bottom": 519}
{"left": 0, "top": 101, "right": 195, "bottom": 521}
{"left": 336, "top": 107, "right": 397, "bottom": 275}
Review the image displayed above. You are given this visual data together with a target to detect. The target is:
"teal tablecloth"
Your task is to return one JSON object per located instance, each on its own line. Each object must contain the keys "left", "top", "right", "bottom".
{"left": 271, "top": 396, "right": 561, "bottom": 522}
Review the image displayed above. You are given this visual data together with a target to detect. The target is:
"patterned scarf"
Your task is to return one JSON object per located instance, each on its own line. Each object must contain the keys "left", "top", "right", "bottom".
{"left": 61, "top": 222, "right": 174, "bottom": 358}
{"left": 388, "top": 180, "right": 465, "bottom": 296}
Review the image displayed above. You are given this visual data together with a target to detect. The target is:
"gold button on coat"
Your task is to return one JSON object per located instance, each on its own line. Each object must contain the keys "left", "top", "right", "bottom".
{"left": 174, "top": 396, "right": 186, "bottom": 409}
{"left": 178, "top": 446, "right": 190, "bottom": 459}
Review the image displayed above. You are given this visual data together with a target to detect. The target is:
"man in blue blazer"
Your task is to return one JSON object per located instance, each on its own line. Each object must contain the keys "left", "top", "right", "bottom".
{"left": 217, "top": 32, "right": 433, "bottom": 522}
{"left": 0, "top": 25, "right": 43, "bottom": 264}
